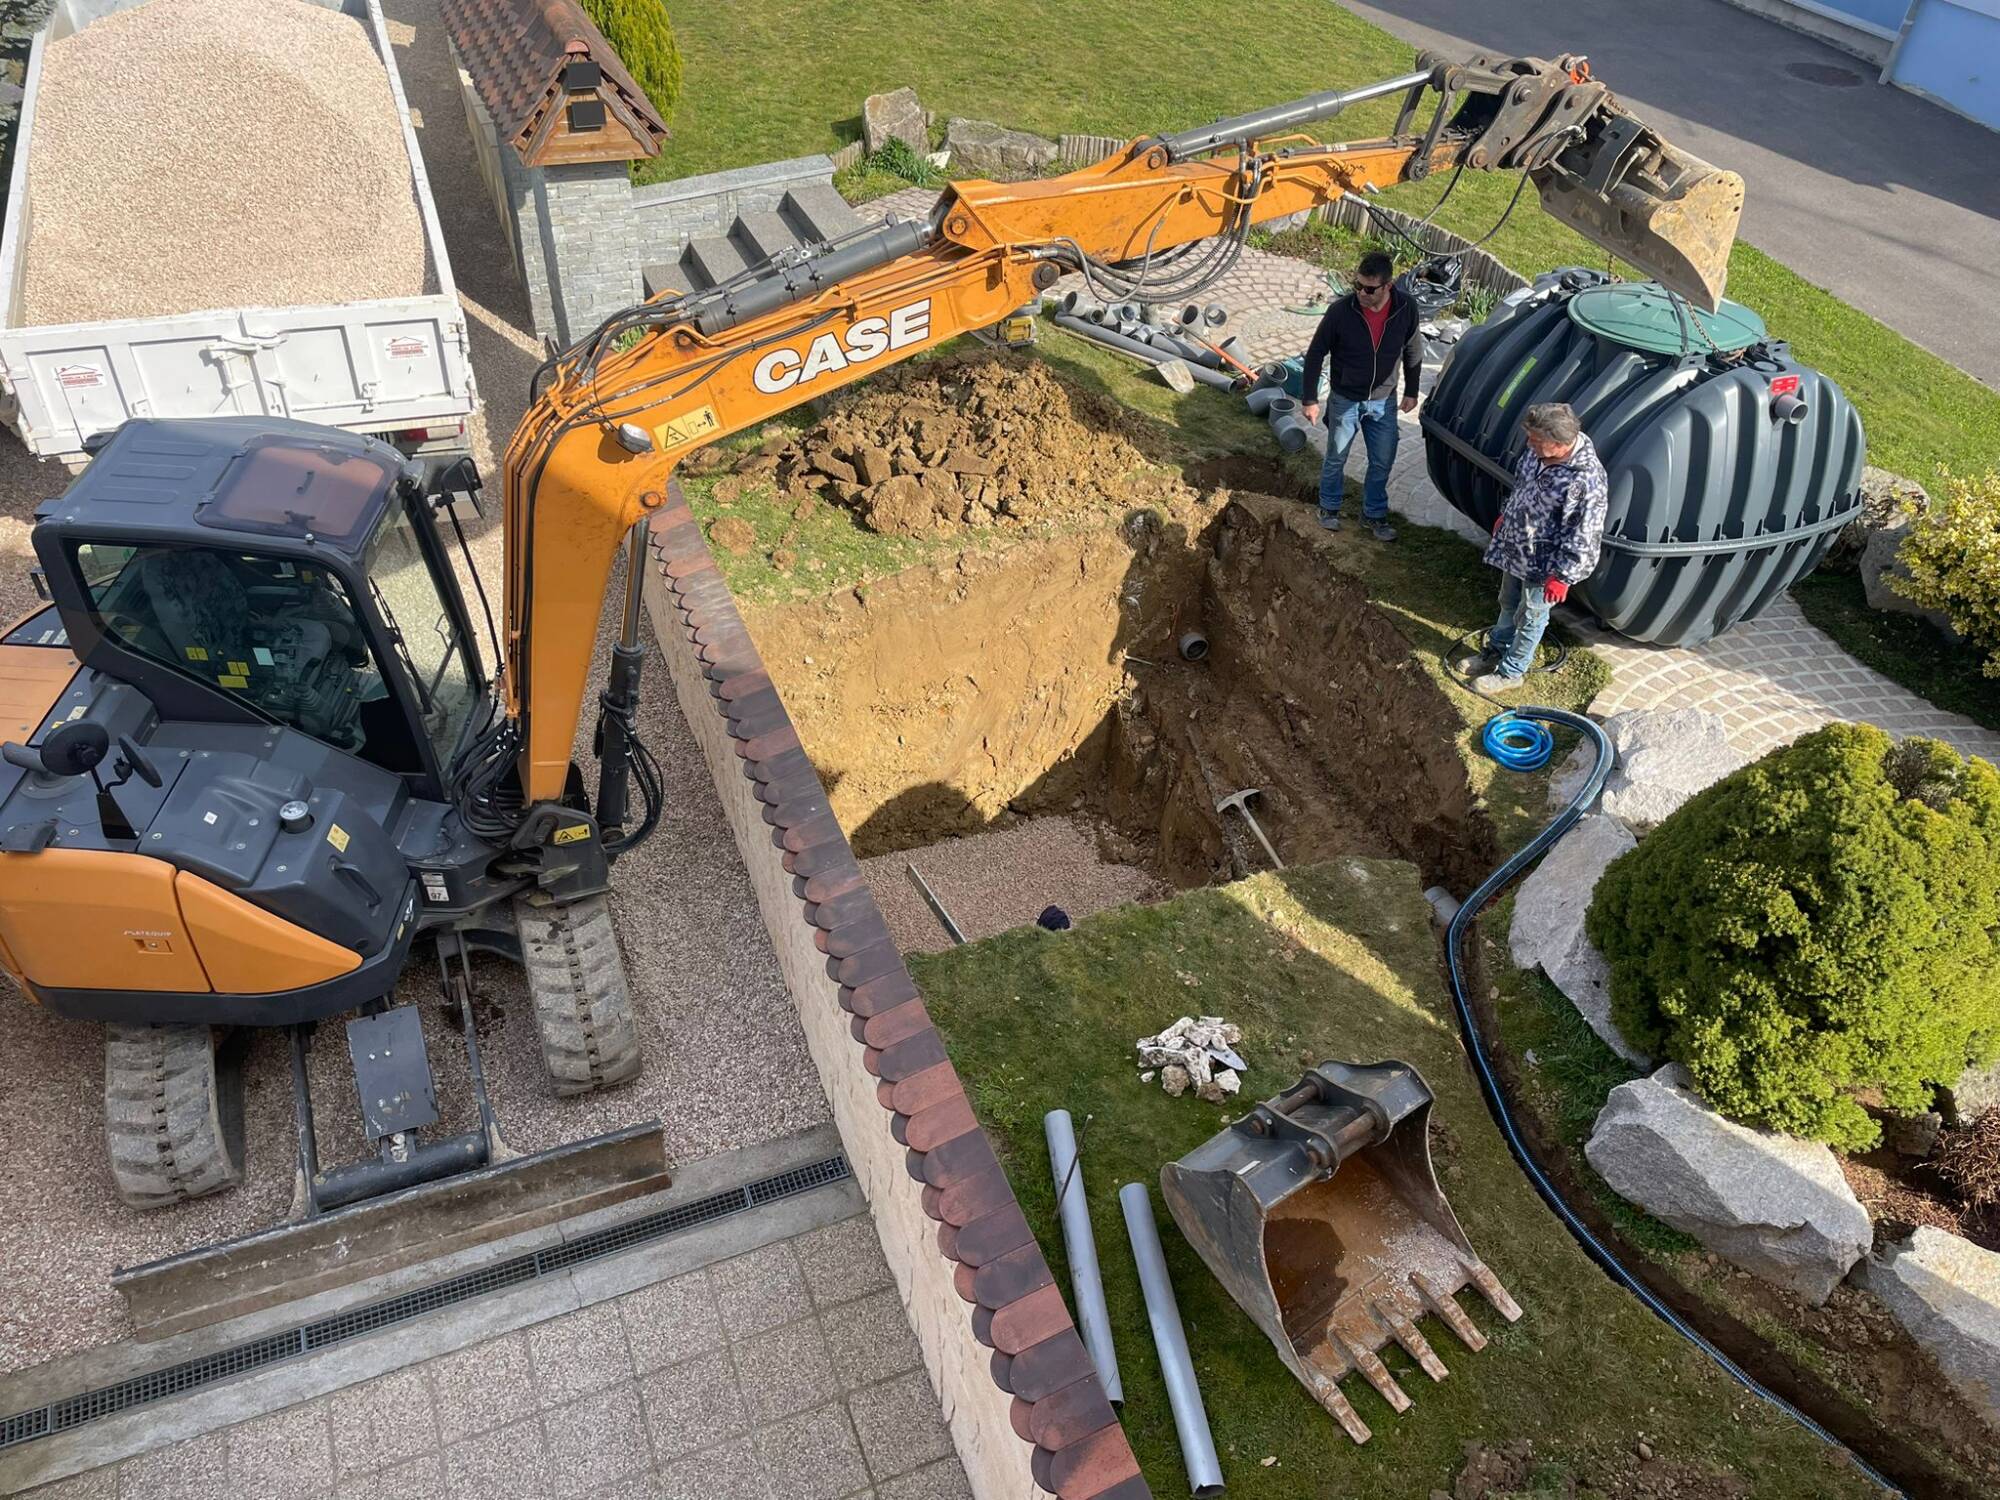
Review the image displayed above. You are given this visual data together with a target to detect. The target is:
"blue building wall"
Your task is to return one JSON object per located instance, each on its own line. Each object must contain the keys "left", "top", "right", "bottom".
{"left": 1889, "top": 0, "right": 2000, "bottom": 128}
{"left": 1813, "top": 0, "right": 1915, "bottom": 33}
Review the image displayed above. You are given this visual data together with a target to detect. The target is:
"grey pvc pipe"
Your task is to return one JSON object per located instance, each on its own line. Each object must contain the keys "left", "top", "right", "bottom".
{"left": 1269, "top": 410, "right": 1311, "bottom": 453}
{"left": 1244, "top": 386, "right": 1286, "bottom": 417}
{"left": 1044, "top": 1112, "right": 1122, "bottom": 1406}
{"left": 1051, "top": 315, "right": 1240, "bottom": 391}
{"left": 1119, "top": 1183, "right": 1224, "bottom": 1497}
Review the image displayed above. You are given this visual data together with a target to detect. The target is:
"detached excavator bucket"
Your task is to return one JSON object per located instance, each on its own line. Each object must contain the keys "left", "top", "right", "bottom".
{"left": 1160, "top": 1061, "right": 1520, "bottom": 1443}
{"left": 1530, "top": 104, "right": 1743, "bottom": 313}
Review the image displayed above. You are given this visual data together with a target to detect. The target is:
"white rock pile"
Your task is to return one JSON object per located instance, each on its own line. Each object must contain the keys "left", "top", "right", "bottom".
{"left": 1137, "top": 1016, "right": 1244, "bottom": 1103}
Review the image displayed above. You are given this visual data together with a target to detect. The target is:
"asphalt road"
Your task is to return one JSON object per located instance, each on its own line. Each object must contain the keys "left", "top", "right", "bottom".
{"left": 1341, "top": 0, "right": 2000, "bottom": 385}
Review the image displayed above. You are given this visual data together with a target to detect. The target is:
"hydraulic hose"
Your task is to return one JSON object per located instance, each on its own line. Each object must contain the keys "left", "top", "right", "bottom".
{"left": 1447, "top": 707, "right": 1901, "bottom": 1498}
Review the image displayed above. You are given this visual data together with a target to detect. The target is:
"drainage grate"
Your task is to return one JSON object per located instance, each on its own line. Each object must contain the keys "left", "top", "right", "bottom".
{"left": 1, "top": 1153, "right": 850, "bottom": 1451}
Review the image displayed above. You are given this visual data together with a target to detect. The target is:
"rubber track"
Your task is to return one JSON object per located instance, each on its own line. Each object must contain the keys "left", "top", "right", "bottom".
{"left": 103, "top": 1024, "right": 242, "bottom": 1208}
{"left": 516, "top": 891, "right": 642, "bottom": 1095}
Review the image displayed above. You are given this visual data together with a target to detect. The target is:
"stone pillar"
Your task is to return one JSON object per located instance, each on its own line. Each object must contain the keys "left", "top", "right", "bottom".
{"left": 535, "top": 160, "right": 642, "bottom": 347}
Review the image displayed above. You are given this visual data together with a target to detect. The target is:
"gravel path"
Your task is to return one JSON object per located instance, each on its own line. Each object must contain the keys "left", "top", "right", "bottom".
{"left": 22, "top": 0, "right": 429, "bottom": 325}
{"left": 863, "top": 816, "right": 1168, "bottom": 955}
{"left": 0, "top": 0, "right": 825, "bottom": 1378}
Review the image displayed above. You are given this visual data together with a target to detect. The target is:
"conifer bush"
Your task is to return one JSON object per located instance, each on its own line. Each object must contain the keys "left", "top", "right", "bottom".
{"left": 582, "top": 1, "right": 683, "bottom": 121}
{"left": 1585, "top": 723, "right": 2000, "bottom": 1150}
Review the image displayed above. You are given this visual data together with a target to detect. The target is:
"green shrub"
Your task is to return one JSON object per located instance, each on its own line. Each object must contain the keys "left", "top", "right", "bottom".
{"left": 864, "top": 137, "right": 941, "bottom": 188}
{"left": 1585, "top": 723, "right": 2000, "bottom": 1150}
{"left": 581, "top": 0, "right": 684, "bottom": 121}
{"left": 1894, "top": 468, "right": 2000, "bottom": 677}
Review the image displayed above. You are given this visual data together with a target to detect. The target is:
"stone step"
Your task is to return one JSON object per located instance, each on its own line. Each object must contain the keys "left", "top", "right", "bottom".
{"left": 731, "top": 210, "right": 798, "bottom": 266}
{"left": 680, "top": 234, "right": 751, "bottom": 291}
{"left": 782, "top": 182, "right": 864, "bottom": 244}
{"left": 642, "top": 264, "right": 686, "bottom": 299}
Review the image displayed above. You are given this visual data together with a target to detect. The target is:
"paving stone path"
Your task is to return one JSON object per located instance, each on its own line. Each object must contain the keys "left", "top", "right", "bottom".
{"left": 858, "top": 187, "right": 2000, "bottom": 764}
{"left": 23, "top": 1217, "right": 968, "bottom": 1500}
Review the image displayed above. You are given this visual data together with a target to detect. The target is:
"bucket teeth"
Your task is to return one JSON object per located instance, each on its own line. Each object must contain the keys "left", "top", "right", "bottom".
{"left": 1336, "top": 1330, "right": 1412, "bottom": 1414}
{"left": 1375, "top": 1300, "right": 1449, "bottom": 1383}
{"left": 1467, "top": 1261, "right": 1524, "bottom": 1323}
{"left": 1312, "top": 1379, "right": 1372, "bottom": 1444}
{"left": 1411, "top": 1271, "right": 1486, "bottom": 1352}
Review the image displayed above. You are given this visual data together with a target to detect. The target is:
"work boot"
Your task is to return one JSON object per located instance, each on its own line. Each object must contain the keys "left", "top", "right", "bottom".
{"left": 1455, "top": 646, "right": 1498, "bottom": 676}
{"left": 1470, "top": 671, "right": 1525, "bottom": 696}
{"left": 1369, "top": 520, "right": 1398, "bottom": 542}
{"left": 1318, "top": 510, "right": 1343, "bottom": 531}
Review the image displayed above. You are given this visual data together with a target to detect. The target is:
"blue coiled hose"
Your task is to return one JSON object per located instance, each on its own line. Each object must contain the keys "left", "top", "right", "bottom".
{"left": 1451, "top": 708, "right": 1901, "bottom": 1498}
{"left": 1480, "top": 712, "right": 1555, "bottom": 771}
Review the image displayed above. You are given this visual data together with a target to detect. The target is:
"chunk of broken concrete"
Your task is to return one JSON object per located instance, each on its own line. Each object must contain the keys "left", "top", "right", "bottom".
{"left": 1585, "top": 1065, "right": 1872, "bottom": 1303}
{"left": 862, "top": 86, "right": 930, "bottom": 156}
{"left": 1856, "top": 1226, "right": 2000, "bottom": 1431}
{"left": 1508, "top": 813, "right": 1649, "bottom": 1065}
{"left": 1598, "top": 708, "right": 1754, "bottom": 830}
{"left": 945, "top": 116, "right": 1057, "bottom": 179}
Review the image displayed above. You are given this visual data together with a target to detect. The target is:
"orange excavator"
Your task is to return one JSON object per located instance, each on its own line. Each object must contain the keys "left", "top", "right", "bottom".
{"left": 0, "top": 52, "right": 1739, "bottom": 1325}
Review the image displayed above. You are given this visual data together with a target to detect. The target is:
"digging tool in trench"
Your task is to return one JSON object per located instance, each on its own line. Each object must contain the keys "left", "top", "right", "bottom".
{"left": 1216, "top": 786, "right": 1284, "bottom": 870}
{"left": 1164, "top": 1060, "right": 1522, "bottom": 1443}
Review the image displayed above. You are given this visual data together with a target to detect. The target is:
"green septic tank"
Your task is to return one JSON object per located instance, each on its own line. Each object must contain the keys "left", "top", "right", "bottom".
{"left": 1422, "top": 269, "right": 1866, "bottom": 647}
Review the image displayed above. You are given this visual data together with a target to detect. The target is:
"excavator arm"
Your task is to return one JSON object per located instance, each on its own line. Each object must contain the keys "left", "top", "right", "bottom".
{"left": 495, "top": 52, "right": 1742, "bottom": 817}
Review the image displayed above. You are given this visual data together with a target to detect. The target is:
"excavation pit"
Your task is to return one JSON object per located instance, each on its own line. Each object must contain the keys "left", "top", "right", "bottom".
{"left": 743, "top": 489, "right": 1494, "bottom": 939}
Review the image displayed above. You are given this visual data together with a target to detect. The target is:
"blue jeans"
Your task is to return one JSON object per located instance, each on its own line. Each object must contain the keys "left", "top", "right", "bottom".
{"left": 1489, "top": 573, "right": 1552, "bottom": 680}
{"left": 1317, "top": 395, "right": 1397, "bottom": 521}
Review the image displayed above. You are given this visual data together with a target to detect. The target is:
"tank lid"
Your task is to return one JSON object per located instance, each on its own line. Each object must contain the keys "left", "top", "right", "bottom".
{"left": 1566, "top": 283, "right": 1767, "bottom": 355}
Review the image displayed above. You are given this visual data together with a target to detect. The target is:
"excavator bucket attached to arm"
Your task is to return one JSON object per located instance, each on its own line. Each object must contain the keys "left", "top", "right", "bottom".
{"left": 1400, "top": 52, "right": 1743, "bottom": 311}
{"left": 1160, "top": 1060, "right": 1520, "bottom": 1444}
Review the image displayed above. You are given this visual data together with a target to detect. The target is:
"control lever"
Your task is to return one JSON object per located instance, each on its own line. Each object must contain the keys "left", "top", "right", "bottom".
{"left": 1, "top": 742, "right": 43, "bottom": 773}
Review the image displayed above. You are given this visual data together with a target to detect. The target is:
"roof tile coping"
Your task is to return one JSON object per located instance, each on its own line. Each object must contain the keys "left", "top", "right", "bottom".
{"left": 645, "top": 489, "right": 1147, "bottom": 1499}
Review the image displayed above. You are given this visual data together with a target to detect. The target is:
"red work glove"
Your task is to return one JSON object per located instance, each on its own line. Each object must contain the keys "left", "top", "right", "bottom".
{"left": 1544, "top": 578, "right": 1570, "bottom": 605}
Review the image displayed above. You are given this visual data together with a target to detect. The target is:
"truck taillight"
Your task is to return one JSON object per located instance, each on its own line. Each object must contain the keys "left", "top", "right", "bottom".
{"left": 1768, "top": 374, "right": 1801, "bottom": 398}
{"left": 395, "top": 422, "right": 465, "bottom": 442}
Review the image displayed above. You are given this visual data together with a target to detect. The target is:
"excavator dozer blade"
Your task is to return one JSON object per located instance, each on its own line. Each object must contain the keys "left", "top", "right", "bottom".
{"left": 112, "top": 1122, "right": 672, "bottom": 1341}
{"left": 1530, "top": 107, "right": 1743, "bottom": 313}
{"left": 1160, "top": 1061, "right": 1519, "bottom": 1443}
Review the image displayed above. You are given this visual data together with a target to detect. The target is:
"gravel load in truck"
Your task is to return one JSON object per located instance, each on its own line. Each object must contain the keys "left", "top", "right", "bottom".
{"left": 19, "top": 0, "right": 428, "bottom": 325}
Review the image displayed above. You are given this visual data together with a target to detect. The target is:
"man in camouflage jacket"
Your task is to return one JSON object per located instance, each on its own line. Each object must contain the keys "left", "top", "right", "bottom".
{"left": 1468, "top": 402, "right": 1608, "bottom": 693}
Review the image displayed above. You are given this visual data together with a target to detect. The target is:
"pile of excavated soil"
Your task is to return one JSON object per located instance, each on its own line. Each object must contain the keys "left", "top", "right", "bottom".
{"left": 730, "top": 354, "right": 1156, "bottom": 536}
{"left": 22, "top": 0, "right": 428, "bottom": 325}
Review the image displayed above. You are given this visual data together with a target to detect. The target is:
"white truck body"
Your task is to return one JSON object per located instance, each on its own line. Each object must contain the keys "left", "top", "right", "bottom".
{"left": 0, "top": 0, "right": 478, "bottom": 466}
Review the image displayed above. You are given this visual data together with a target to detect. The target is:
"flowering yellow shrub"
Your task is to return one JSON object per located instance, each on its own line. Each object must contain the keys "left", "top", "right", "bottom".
{"left": 1894, "top": 468, "right": 2000, "bottom": 676}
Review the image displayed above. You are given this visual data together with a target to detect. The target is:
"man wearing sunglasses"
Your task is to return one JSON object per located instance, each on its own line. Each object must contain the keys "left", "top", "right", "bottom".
{"left": 1300, "top": 251, "right": 1424, "bottom": 543}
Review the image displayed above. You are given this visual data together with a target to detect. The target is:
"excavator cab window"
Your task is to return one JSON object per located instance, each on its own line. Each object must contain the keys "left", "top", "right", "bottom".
{"left": 361, "top": 495, "right": 479, "bottom": 770}
{"left": 72, "top": 539, "right": 425, "bottom": 773}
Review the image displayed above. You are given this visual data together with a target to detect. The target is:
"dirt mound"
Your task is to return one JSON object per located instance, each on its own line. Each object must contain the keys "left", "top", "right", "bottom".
{"left": 739, "top": 354, "right": 1155, "bottom": 536}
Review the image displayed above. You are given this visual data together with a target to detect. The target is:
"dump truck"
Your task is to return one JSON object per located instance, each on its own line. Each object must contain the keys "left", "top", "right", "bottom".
{"left": 0, "top": 49, "right": 1740, "bottom": 1337}
{"left": 0, "top": 0, "right": 476, "bottom": 467}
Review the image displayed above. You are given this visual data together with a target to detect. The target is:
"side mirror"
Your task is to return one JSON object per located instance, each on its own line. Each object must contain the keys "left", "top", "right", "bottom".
{"left": 426, "top": 455, "right": 484, "bottom": 518}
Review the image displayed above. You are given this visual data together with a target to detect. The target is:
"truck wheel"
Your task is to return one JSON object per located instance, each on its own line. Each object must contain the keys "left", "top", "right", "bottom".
{"left": 104, "top": 1023, "right": 245, "bottom": 1208}
{"left": 514, "top": 891, "right": 643, "bottom": 1096}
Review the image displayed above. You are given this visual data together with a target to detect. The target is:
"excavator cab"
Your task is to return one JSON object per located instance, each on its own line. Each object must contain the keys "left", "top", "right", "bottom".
{"left": 1162, "top": 1061, "right": 1521, "bottom": 1443}
{"left": 0, "top": 417, "right": 667, "bottom": 1338}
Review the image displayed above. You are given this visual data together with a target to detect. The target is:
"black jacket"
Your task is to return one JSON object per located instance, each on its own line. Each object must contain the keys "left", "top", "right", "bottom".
{"left": 1301, "top": 287, "right": 1424, "bottom": 404}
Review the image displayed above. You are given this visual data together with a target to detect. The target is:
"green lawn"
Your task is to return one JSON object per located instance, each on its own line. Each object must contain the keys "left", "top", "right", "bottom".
{"left": 910, "top": 862, "right": 1876, "bottom": 1498}
{"left": 651, "top": 0, "right": 2000, "bottom": 485}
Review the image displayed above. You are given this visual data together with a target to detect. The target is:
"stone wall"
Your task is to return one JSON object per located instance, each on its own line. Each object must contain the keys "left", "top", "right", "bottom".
{"left": 645, "top": 489, "right": 1145, "bottom": 1500}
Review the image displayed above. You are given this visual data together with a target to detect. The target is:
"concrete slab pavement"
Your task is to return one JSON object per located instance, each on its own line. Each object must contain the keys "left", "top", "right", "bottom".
{"left": 1339, "top": 0, "right": 2000, "bottom": 385}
